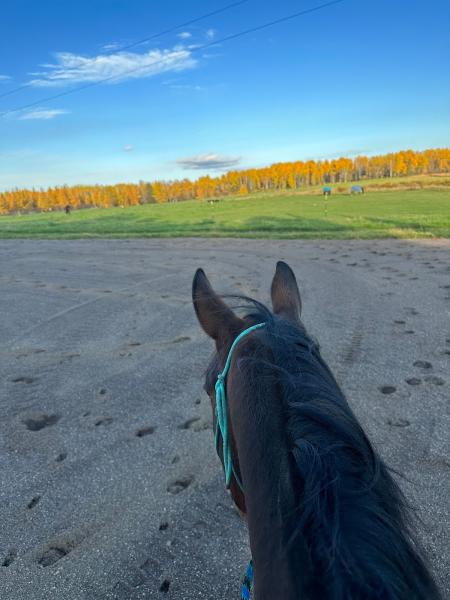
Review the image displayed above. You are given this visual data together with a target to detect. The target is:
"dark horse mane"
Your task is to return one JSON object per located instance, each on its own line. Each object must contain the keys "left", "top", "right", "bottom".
{"left": 206, "top": 296, "right": 441, "bottom": 600}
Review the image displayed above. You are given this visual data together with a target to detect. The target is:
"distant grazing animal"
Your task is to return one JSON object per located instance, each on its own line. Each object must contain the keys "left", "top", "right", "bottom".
{"left": 323, "top": 186, "right": 332, "bottom": 196}
{"left": 351, "top": 185, "right": 365, "bottom": 194}
{"left": 64, "top": 204, "right": 72, "bottom": 214}
{"left": 192, "top": 262, "right": 441, "bottom": 600}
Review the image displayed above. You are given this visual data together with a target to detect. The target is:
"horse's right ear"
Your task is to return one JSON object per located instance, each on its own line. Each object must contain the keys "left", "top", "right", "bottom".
{"left": 192, "top": 269, "right": 243, "bottom": 346}
{"left": 270, "top": 261, "right": 302, "bottom": 323}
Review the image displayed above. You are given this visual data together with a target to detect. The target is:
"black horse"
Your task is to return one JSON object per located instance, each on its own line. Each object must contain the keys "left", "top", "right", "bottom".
{"left": 192, "top": 262, "right": 441, "bottom": 600}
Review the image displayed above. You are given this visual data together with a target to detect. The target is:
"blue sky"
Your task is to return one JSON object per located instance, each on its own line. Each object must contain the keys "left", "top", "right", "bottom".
{"left": 0, "top": 0, "right": 449, "bottom": 191}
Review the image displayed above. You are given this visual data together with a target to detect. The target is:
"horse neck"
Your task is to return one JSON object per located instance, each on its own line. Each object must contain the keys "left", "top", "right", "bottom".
{"left": 227, "top": 339, "right": 442, "bottom": 600}
{"left": 228, "top": 367, "right": 307, "bottom": 600}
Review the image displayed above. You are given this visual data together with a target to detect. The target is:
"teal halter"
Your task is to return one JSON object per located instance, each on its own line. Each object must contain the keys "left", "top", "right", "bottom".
{"left": 214, "top": 322, "right": 266, "bottom": 490}
{"left": 241, "top": 560, "right": 254, "bottom": 599}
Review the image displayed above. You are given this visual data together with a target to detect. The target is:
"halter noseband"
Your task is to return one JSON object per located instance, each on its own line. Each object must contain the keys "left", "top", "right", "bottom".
{"left": 214, "top": 322, "right": 266, "bottom": 490}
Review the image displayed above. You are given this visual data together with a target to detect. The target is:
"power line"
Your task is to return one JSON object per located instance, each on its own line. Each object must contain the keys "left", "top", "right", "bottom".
{"left": 0, "top": 0, "right": 251, "bottom": 101}
{"left": 93, "top": 0, "right": 251, "bottom": 54}
{"left": 0, "top": 83, "right": 34, "bottom": 100}
{"left": 1, "top": 0, "right": 344, "bottom": 119}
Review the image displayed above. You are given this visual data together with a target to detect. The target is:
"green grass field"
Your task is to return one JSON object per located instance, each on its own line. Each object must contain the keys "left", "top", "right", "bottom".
{"left": 1, "top": 189, "right": 449, "bottom": 239}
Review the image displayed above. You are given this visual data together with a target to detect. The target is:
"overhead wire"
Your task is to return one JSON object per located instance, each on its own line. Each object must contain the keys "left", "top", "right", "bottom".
{"left": 1, "top": 0, "right": 344, "bottom": 118}
{"left": 0, "top": 0, "right": 251, "bottom": 100}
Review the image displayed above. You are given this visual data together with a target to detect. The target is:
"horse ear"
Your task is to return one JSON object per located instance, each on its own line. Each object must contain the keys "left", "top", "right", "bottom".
{"left": 192, "top": 269, "right": 243, "bottom": 345}
{"left": 270, "top": 261, "right": 302, "bottom": 323}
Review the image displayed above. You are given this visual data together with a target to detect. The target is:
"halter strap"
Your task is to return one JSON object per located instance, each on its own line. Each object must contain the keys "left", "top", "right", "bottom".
{"left": 214, "top": 322, "right": 266, "bottom": 490}
{"left": 241, "top": 560, "right": 254, "bottom": 599}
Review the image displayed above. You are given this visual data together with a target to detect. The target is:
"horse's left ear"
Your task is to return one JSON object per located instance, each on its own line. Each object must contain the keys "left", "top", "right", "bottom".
{"left": 270, "top": 261, "right": 302, "bottom": 323}
{"left": 192, "top": 268, "right": 244, "bottom": 347}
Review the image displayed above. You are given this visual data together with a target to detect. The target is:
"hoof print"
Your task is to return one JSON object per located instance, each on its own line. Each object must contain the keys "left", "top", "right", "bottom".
{"left": 167, "top": 476, "right": 193, "bottom": 495}
{"left": 424, "top": 375, "right": 445, "bottom": 386}
{"left": 27, "top": 495, "right": 41, "bottom": 509}
{"left": 379, "top": 385, "right": 396, "bottom": 395}
{"left": 12, "top": 376, "right": 35, "bottom": 384}
{"left": 38, "top": 546, "right": 69, "bottom": 567}
{"left": 2, "top": 549, "right": 17, "bottom": 567}
{"left": 413, "top": 360, "right": 432, "bottom": 370}
{"left": 136, "top": 426, "right": 155, "bottom": 437}
{"left": 406, "top": 377, "right": 421, "bottom": 386}
{"left": 386, "top": 418, "right": 410, "bottom": 428}
{"left": 23, "top": 414, "right": 60, "bottom": 431}
{"left": 169, "top": 336, "right": 191, "bottom": 345}
{"left": 178, "top": 417, "right": 209, "bottom": 431}
{"left": 140, "top": 557, "right": 162, "bottom": 577}
{"left": 95, "top": 418, "right": 113, "bottom": 427}
{"left": 159, "top": 579, "right": 171, "bottom": 593}
{"left": 178, "top": 417, "right": 198, "bottom": 430}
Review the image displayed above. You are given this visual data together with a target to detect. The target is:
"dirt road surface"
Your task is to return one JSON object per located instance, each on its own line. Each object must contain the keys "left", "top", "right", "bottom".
{"left": 1, "top": 239, "right": 449, "bottom": 599}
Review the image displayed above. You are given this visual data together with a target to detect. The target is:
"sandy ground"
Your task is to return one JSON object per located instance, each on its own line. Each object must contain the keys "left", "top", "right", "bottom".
{"left": 0, "top": 238, "right": 449, "bottom": 600}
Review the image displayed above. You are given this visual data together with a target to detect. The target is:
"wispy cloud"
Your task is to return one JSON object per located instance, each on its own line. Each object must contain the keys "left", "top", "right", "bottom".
{"left": 206, "top": 29, "right": 216, "bottom": 40}
{"left": 177, "top": 153, "right": 241, "bottom": 170}
{"left": 163, "top": 80, "right": 204, "bottom": 91}
{"left": 28, "top": 45, "right": 197, "bottom": 87}
{"left": 101, "top": 42, "right": 123, "bottom": 51}
{"left": 202, "top": 52, "right": 223, "bottom": 59}
{"left": 123, "top": 144, "right": 133, "bottom": 152}
{"left": 18, "top": 108, "right": 69, "bottom": 120}
{"left": 177, "top": 31, "right": 192, "bottom": 40}
{"left": 0, "top": 74, "right": 11, "bottom": 82}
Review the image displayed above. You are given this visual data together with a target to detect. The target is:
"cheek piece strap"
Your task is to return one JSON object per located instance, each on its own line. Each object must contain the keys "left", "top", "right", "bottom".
{"left": 214, "top": 322, "right": 265, "bottom": 600}
{"left": 214, "top": 322, "right": 266, "bottom": 490}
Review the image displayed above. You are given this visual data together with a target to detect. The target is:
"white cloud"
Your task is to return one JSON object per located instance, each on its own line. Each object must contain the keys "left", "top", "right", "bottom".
{"left": 177, "top": 153, "right": 241, "bottom": 170}
{"left": 177, "top": 31, "right": 192, "bottom": 39}
{"left": 18, "top": 108, "right": 69, "bottom": 120}
{"left": 0, "top": 74, "right": 11, "bottom": 82}
{"left": 28, "top": 45, "right": 197, "bottom": 87}
{"left": 101, "top": 42, "right": 123, "bottom": 51}
{"left": 123, "top": 144, "right": 133, "bottom": 152}
{"left": 206, "top": 29, "right": 216, "bottom": 40}
{"left": 202, "top": 53, "right": 223, "bottom": 59}
{"left": 166, "top": 82, "right": 204, "bottom": 91}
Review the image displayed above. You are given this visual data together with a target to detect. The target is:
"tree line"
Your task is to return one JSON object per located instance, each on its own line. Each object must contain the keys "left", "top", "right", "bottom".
{"left": 1, "top": 148, "right": 449, "bottom": 214}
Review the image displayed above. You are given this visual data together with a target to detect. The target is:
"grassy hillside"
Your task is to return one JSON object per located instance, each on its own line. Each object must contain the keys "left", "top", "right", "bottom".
{"left": 0, "top": 188, "right": 449, "bottom": 239}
